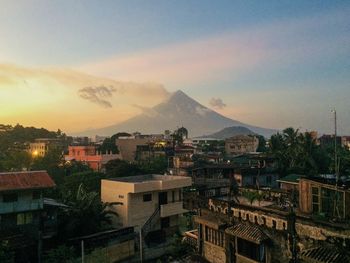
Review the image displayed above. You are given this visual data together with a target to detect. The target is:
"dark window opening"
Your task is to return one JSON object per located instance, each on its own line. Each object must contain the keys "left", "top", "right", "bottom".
{"left": 143, "top": 194, "right": 152, "bottom": 202}
{"left": 3, "top": 193, "right": 18, "bottom": 203}
{"left": 237, "top": 238, "right": 264, "bottom": 261}
{"left": 32, "top": 191, "right": 41, "bottom": 200}
{"left": 161, "top": 217, "right": 170, "bottom": 229}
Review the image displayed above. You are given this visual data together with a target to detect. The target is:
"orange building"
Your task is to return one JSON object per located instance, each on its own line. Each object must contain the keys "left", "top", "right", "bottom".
{"left": 64, "top": 145, "right": 121, "bottom": 171}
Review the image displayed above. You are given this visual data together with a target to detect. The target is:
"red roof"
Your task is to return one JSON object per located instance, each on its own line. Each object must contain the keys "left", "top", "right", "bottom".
{"left": 0, "top": 171, "right": 56, "bottom": 192}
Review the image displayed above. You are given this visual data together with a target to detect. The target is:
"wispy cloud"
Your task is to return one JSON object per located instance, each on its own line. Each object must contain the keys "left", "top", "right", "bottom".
{"left": 78, "top": 86, "right": 117, "bottom": 108}
{"left": 77, "top": 8, "right": 349, "bottom": 86}
{"left": 0, "top": 64, "right": 169, "bottom": 132}
{"left": 209, "top": 97, "right": 226, "bottom": 109}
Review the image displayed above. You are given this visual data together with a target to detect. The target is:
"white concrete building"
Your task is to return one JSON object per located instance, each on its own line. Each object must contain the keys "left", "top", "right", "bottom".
{"left": 101, "top": 174, "right": 192, "bottom": 235}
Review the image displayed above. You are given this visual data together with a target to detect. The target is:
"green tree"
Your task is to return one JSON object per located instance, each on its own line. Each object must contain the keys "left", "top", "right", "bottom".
{"left": 0, "top": 241, "right": 14, "bottom": 263}
{"left": 140, "top": 156, "right": 168, "bottom": 174}
{"left": 43, "top": 245, "right": 79, "bottom": 263}
{"left": 0, "top": 150, "right": 32, "bottom": 171}
{"left": 61, "top": 171, "right": 105, "bottom": 195}
{"left": 98, "top": 137, "right": 119, "bottom": 154}
{"left": 105, "top": 159, "right": 143, "bottom": 177}
{"left": 59, "top": 184, "right": 119, "bottom": 239}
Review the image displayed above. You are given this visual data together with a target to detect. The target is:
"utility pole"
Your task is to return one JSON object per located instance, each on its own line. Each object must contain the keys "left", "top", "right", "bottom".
{"left": 139, "top": 229, "right": 143, "bottom": 263}
{"left": 331, "top": 109, "right": 341, "bottom": 219}
{"left": 332, "top": 109, "right": 338, "bottom": 184}
{"left": 81, "top": 240, "right": 85, "bottom": 263}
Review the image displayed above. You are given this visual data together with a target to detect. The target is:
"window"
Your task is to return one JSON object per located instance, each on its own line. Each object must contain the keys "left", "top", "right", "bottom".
{"left": 17, "top": 212, "right": 33, "bottom": 225}
{"left": 3, "top": 193, "right": 18, "bottom": 203}
{"left": 179, "top": 189, "right": 182, "bottom": 201}
{"left": 237, "top": 238, "right": 264, "bottom": 261}
{"left": 161, "top": 217, "right": 170, "bottom": 228}
{"left": 312, "top": 187, "right": 320, "bottom": 214}
{"left": 320, "top": 187, "right": 344, "bottom": 217}
{"left": 143, "top": 194, "right": 152, "bottom": 202}
{"left": 32, "top": 191, "right": 41, "bottom": 200}
{"left": 118, "top": 195, "right": 124, "bottom": 199}
{"left": 266, "top": 176, "right": 272, "bottom": 185}
{"left": 172, "top": 191, "right": 175, "bottom": 202}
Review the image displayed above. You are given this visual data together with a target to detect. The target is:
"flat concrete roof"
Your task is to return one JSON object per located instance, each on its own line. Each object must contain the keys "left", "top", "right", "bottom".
{"left": 103, "top": 174, "right": 192, "bottom": 193}
{"left": 109, "top": 174, "right": 188, "bottom": 183}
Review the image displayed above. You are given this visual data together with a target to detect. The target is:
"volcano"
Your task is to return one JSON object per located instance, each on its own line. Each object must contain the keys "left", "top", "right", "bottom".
{"left": 78, "top": 90, "right": 277, "bottom": 137}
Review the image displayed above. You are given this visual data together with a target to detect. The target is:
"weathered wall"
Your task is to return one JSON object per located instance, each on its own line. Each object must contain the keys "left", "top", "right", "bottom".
{"left": 203, "top": 241, "right": 226, "bottom": 263}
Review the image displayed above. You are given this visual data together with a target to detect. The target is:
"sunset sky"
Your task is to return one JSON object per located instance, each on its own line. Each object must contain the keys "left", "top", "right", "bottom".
{"left": 1, "top": 1, "right": 349, "bottom": 134}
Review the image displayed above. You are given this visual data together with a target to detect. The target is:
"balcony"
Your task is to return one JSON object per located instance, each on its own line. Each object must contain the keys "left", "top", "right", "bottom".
{"left": 160, "top": 201, "right": 187, "bottom": 218}
{"left": 0, "top": 200, "right": 43, "bottom": 214}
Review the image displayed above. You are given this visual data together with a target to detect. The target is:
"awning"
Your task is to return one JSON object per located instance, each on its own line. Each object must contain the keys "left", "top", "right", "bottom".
{"left": 225, "top": 223, "right": 269, "bottom": 244}
{"left": 300, "top": 246, "right": 350, "bottom": 263}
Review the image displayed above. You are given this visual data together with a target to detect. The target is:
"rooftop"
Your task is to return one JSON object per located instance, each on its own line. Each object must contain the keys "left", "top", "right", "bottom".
{"left": 103, "top": 174, "right": 192, "bottom": 193}
{"left": 0, "top": 170, "right": 56, "bottom": 192}
{"left": 109, "top": 174, "right": 188, "bottom": 183}
{"left": 277, "top": 174, "right": 304, "bottom": 184}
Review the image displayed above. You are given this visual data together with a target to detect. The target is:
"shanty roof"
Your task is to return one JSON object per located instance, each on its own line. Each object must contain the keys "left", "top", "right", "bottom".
{"left": 0, "top": 171, "right": 55, "bottom": 192}
{"left": 225, "top": 223, "right": 269, "bottom": 244}
{"left": 300, "top": 246, "right": 350, "bottom": 263}
{"left": 277, "top": 174, "right": 303, "bottom": 184}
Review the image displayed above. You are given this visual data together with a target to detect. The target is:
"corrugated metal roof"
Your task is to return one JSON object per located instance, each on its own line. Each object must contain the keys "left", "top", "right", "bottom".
{"left": 225, "top": 223, "right": 269, "bottom": 244}
{"left": 300, "top": 246, "right": 350, "bottom": 263}
{"left": 0, "top": 171, "right": 55, "bottom": 191}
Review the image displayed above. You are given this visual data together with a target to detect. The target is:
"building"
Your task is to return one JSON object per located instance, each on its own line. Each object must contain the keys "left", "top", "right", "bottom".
{"left": 0, "top": 171, "right": 56, "bottom": 262}
{"left": 234, "top": 167, "right": 279, "bottom": 188}
{"left": 184, "top": 188, "right": 350, "bottom": 263}
{"left": 318, "top": 134, "right": 350, "bottom": 149}
{"left": 101, "top": 174, "right": 192, "bottom": 242}
{"left": 64, "top": 145, "right": 121, "bottom": 171}
{"left": 29, "top": 138, "right": 64, "bottom": 157}
{"left": 115, "top": 135, "right": 163, "bottom": 162}
{"left": 277, "top": 174, "right": 303, "bottom": 192}
{"left": 299, "top": 177, "right": 350, "bottom": 220}
{"left": 225, "top": 135, "right": 259, "bottom": 156}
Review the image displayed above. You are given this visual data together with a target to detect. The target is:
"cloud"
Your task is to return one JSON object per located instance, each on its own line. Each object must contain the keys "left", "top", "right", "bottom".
{"left": 78, "top": 86, "right": 117, "bottom": 108}
{"left": 209, "top": 97, "right": 226, "bottom": 109}
{"left": 0, "top": 64, "right": 169, "bottom": 132}
{"left": 77, "top": 8, "right": 349, "bottom": 86}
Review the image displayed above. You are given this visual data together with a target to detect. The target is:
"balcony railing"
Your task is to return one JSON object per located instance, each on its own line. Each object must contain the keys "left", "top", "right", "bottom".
{"left": 160, "top": 201, "right": 186, "bottom": 218}
{"left": 0, "top": 200, "right": 43, "bottom": 214}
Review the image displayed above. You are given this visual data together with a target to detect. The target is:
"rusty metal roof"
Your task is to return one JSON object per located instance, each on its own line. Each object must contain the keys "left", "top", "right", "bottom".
{"left": 300, "top": 246, "right": 350, "bottom": 263}
{"left": 0, "top": 171, "right": 55, "bottom": 191}
{"left": 225, "top": 223, "right": 269, "bottom": 244}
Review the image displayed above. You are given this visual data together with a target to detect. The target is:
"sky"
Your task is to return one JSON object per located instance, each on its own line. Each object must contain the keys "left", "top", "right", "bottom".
{"left": 1, "top": 0, "right": 349, "bottom": 134}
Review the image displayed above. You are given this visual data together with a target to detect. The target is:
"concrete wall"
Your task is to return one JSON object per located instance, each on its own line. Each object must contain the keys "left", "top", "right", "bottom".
{"left": 101, "top": 179, "right": 185, "bottom": 230}
{"left": 86, "top": 239, "right": 135, "bottom": 263}
{"left": 203, "top": 242, "right": 226, "bottom": 263}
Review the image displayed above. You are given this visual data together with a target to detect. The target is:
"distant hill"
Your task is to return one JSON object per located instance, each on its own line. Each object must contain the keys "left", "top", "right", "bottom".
{"left": 77, "top": 90, "right": 278, "bottom": 137}
{"left": 203, "top": 126, "right": 257, "bottom": 139}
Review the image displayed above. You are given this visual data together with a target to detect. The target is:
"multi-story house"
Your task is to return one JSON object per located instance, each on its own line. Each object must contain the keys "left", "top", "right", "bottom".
{"left": 64, "top": 145, "right": 121, "bottom": 171}
{"left": 225, "top": 135, "right": 259, "bottom": 156}
{"left": 186, "top": 178, "right": 350, "bottom": 263}
{"left": 101, "top": 174, "right": 192, "bottom": 242}
{"left": 0, "top": 171, "right": 56, "bottom": 262}
{"left": 29, "top": 138, "right": 64, "bottom": 157}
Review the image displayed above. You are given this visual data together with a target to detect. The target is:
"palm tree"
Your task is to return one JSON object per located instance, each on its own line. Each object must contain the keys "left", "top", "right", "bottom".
{"left": 60, "top": 184, "right": 120, "bottom": 238}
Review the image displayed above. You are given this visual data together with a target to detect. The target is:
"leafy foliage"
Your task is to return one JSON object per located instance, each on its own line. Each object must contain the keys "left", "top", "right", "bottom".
{"left": 268, "top": 127, "right": 350, "bottom": 177}
{"left": 105, "top": 159, "right": 144, "bottom": 177}
{"left": 43, "top": 245, "right": 79, "bottom": 263}
{"left": 59, "top": 184, "right": 119, "bottom": 239}
{"left": 0, "top": 241, "right": 14, "bottom": 263}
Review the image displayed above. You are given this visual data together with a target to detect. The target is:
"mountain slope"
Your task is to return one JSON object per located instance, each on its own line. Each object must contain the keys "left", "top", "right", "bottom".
{"left": 202, "top": 126, "right": 257, "bottom": 139}
{"left": 78, "top": 90, "right": 277, "bottom": 137}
